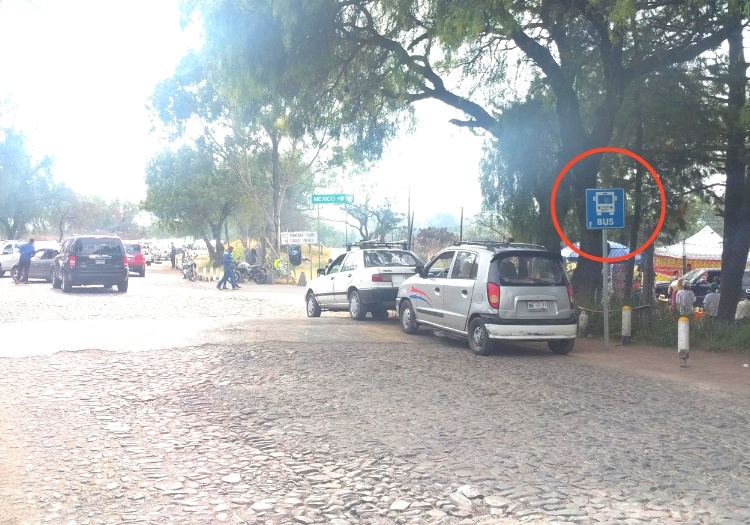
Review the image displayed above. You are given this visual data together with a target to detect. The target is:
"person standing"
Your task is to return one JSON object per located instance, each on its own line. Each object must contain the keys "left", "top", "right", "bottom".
{"left": 702, "top": 283, "right": 720, "bottom": 320}
{"left": 16, "top": 238, "right": 35, "bottom": 284}
{"left": 675, "top": 280, "right": 696, "bottom": 318}
{"left": 217, "top": 245, "right": 240, "bottom": 290}
{"left": 170, "top": 243, "right": 177, "bottom": 269}
{"left": 246, "top": 247, "right": 257, "bottom": 265}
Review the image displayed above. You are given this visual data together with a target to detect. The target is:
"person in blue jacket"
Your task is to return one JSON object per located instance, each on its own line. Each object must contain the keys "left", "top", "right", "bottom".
{"left": 16, "top": 238, "right": 35, "bottom": 284}
{"left": 216, "top": 245, "right": 240, "bottom": 290}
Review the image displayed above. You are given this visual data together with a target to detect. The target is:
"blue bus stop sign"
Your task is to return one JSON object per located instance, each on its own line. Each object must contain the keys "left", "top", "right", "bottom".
{"left": 586, "top": 188, "right": 625, "bottom": 229}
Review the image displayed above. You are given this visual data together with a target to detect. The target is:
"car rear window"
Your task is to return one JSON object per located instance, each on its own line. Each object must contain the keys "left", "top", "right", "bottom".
{"left": 363, "top": 250, "right": 421, "bottom": 268}
{"left": 74, "top": 239, "right": 124, "bottom": 256}
{"left": 124, "top": 244, "right": 141, "bottom": 254}
{"left": 490, "top": 254, "right": 567, "bottom": 286}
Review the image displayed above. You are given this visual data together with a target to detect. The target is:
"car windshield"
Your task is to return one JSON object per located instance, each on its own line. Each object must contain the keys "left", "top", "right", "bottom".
{"left": 74, "top": 239, "right": 123, "bottom": 256}
{"left": 492, "top": 254, "right": 567, "bottom": 285}
{"left": 363, "top": 250, "right": 421, "bottom": 268}
{"left": 682, "top": 268, "right": 704, "bottom": 281}
{"left": 125, "top": 244, "right": 141, "bottom": 254}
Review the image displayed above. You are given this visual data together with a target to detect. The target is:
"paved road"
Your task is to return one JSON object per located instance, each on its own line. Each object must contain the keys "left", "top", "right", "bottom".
{"left": 1, "top": 265, "right": 749, "bottom": 525}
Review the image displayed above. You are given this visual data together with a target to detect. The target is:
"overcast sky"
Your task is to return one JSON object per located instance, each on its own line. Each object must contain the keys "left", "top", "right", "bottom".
{"left": 0, "top": 0, "right": 486, "bottom": 224}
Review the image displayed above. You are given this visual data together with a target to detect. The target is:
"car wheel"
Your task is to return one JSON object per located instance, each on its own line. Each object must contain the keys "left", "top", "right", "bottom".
{"left": 139, "top": 268, "right": 146, "bottom": 277}
{"left": 399, "top": 300, "right": 419, "bottom": 334}
{"left": 117, "top": 280, "right": 128, "bottom": 293}
{"left": 52, "top": 269, "right": 61, "bottom": 289}
{"left": 371, "top": 307, "right": 389, "bottom": 320}
{"left": 349, "top": 290, "right": 367, "bottom": 320}
{"left": 11, "top": 266, "right": 20, "bottom": 283}
{"left": 306, "top": 293, "right": 322, "bottom": 317}
{"left": 548, "top": 339, "right": 575, "bottom": 355}
{"left": 0, "top": 269, "right": 5, "bottom": 277}
{"left": 46, "top": 268, "right": 53, "bottom": 283}
{"left": 62, "top": 271, "right": 72, "bottom": 293}
{"left": 146, "top": 261, "right": 151, "bottom": 266}
{"left": 468, "top": 318, "right": 494, "bottom": 356}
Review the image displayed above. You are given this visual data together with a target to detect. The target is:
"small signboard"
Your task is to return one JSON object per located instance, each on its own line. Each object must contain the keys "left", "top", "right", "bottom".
{"left": 280, "top": 231, "right": 318, "bottom": 245}
{"left": 586, "top": 188, "right": 625, "bottom": 229}
{"left": 312, "top": 193, "right": 354, "bottom": 205}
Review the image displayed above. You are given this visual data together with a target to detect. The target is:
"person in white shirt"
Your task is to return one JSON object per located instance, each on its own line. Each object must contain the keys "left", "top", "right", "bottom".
{"left": 736, "top": 297, "right": 750, "bottom": 322}
{"left": 675, "top": 280, "right": 696, "bottom": 317}
{"left": 702, "top": 282, "right": 720, "bottom": 319}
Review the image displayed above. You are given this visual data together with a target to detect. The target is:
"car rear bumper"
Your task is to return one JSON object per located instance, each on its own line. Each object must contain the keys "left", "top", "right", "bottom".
{"left": 69, "top": 270, "right": 128, "bottom": 286}
{"left": 481, "top": 314, "right": 577, "bottom": 340}
{"left": 358, "top": 287, "right": 399, "bottom": 307}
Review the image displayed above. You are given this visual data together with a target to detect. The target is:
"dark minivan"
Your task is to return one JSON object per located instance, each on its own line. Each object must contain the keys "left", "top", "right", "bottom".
{"left": 52, "top": 235, "right": 129, "bottom": 293}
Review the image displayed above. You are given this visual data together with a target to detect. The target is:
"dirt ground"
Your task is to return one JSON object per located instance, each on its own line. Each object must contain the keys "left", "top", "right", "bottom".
{"left": 570, "top": 335, "right": 750, "bottom": 396}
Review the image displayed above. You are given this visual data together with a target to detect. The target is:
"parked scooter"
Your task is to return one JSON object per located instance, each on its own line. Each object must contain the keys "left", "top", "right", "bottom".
{"left": 181, "top": 253, "right": 197, "bottom": 282}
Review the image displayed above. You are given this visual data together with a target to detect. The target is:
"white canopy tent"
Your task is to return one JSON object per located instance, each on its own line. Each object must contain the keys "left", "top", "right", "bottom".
{"left": 654, "top": 225, "right": 736, "bottom": 261}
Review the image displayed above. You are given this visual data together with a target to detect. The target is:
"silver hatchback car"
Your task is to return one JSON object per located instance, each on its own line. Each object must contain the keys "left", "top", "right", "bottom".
{"left": 396, "top": 241, "right": 577, "bottom": 355}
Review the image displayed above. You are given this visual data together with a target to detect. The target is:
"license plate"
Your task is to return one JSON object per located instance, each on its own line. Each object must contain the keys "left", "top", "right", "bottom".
{"left": 528, "top": 301, "right": 547, "bottom": 311}
{"left": 95, "top": 259, "right": 105, "bottom": 265}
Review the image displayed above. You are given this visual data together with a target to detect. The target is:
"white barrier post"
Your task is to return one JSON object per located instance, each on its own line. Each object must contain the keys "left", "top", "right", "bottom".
{"left": 677, "top": 317, "right": 690, "bottom": 366}
{"left": 621, "top": 306, "right": 631, "bottom": 346}
{"left": 578, "top": 310, "right": 589, "bottom": 337}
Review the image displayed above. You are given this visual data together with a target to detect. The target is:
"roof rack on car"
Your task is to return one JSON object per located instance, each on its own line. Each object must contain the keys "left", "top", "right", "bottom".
{"left": 346, "top": 240, "right": 411, "bottom": 252}
{"left": 457, "top": 240, "right": 547, "bottom": 251}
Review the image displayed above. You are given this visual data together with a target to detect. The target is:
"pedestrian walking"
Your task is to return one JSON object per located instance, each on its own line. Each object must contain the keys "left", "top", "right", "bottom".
{"left": 217, "top": 246, "right": 240, "bottom": 290}
{"left": 703, "top": 282, "right": 720, "bottom": 320}
{"left": 16, "top": 238, "right": 35, "bottom": 284}
{"left": 170, "top": 243, "right": 177, "bottom": 269}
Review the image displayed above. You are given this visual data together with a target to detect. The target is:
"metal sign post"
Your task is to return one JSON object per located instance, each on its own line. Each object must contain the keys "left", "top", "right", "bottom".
{"left": 602, "top": 230, "right": 609, "bottom": 350}
{"left": 586, "top": 188, "right": 626, "bottom": 350}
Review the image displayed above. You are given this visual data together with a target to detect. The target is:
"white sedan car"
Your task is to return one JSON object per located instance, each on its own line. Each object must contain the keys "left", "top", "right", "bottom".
{"left": 304, "top": 242, "right": 423, "bottom": 320}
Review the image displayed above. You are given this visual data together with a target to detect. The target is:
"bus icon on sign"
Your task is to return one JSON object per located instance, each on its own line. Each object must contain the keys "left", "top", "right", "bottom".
{"left": 593, "top": 191, "right": 617, "bottom": 215}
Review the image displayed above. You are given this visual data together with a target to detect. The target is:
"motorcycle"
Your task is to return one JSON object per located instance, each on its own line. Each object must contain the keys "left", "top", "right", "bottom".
{"left": 181, "top": 253, "right": 197, "bottom": 282}
{"left": 233, "top": 259, "right": 267, "bottom": 285}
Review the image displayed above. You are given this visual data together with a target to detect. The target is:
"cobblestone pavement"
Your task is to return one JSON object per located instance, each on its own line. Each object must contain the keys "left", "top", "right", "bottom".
{"left": 1, "top": 266, "right": 749, "bottom": 525}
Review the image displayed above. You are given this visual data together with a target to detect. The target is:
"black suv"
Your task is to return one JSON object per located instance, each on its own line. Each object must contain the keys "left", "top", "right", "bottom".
{"left": 52, "top": 235, "right": 129, "bottom": 293}
{"left": 655, "top": 268, "right": 750, "bottom": 306}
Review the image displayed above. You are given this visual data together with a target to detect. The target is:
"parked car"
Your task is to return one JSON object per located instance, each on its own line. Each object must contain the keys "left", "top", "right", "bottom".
{"left": 396, "top": 241, "right": 577, "bottom": 356}
{"left": 653, "top": 268, "right": 750, "bottom": 306}
{"left": 140, "top": 241, "right": 154, "bottom": 265}
{"left": 123, "top": 242, "right": 147, "bottom": 277}
{"left": 304, "top": 241, "right": 423, "bottom": 320}
{"left": 10, "top": 246, "right": 60, "bottom": 282}
{"left": 52, "top": 235, "right": 129, "bottom": 293}
{"left": 0, "top": 240, "right": 22, "bottom": 278}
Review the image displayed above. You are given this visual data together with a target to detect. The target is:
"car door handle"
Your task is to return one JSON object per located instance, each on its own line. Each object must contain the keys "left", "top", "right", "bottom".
{"left": 434, "top": 287, "right": 440, "bottom": 293}
{"left": 462, "top": 290, "right": 469, "bottom": 297}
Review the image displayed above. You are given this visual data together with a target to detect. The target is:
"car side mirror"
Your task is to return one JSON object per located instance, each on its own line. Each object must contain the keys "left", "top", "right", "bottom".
{"left": 317, "top": 268, "right": 326, "bottom": 276}
{"left": 414, "top": 265, "right": 425, "bottom": 277}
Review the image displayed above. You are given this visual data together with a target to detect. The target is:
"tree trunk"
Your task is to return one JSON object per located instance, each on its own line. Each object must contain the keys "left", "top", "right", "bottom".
{"left": 210, "top": 223, "right": 224, "bottom": 267}
{"left": 718, "top": 8, "right": 750, "bottom": 322}
{"left": 203, "top": 235, "right": 216, "bottom": 262}
{"left": 625, "top": 95, "right": 644, "bottom": 304}
{"left": 271, "top": 131, "right": 282, "bottom": 254}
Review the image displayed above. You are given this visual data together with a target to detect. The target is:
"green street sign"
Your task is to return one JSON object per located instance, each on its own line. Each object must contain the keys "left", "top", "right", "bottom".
{"left": 312, "top": 193, "right": 354, "bottom": 205}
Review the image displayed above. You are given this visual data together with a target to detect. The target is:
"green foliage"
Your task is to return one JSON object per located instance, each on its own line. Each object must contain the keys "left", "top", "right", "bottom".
{"left": 142, "top": 144, "right": 240, "bottom": 244}
{"left": 0, "top": 127, "right": 53, "bottom": 239}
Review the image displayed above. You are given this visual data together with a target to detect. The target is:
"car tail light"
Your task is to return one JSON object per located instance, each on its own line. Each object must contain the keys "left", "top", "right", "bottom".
{"left": 68, "top": 255, "right": 76, "bottom": 268}
{"left": 567, "top": 284, "right": 574, "bottom": 307}
{"left": 372, "top": 273, "right": 392, "bottom": 282}
{"left": 123, "top": 255, "right": 128, "bottom": 267}
{"left": 487, "top": 282, "right": 500, "bottom": 309}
